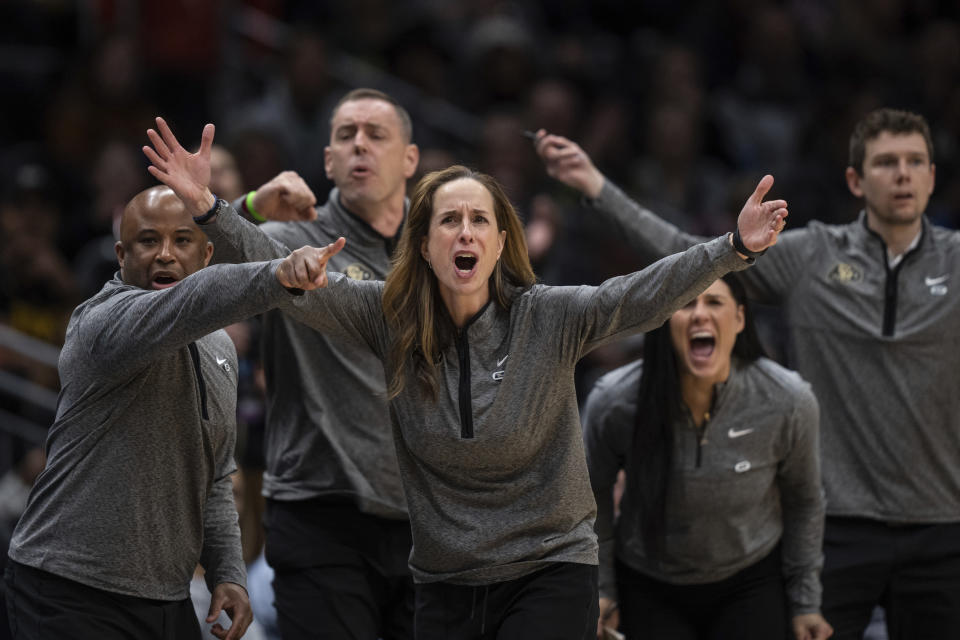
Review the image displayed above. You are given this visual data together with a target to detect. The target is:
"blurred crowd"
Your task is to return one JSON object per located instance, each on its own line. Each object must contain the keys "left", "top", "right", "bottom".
{"left": 0, "top": 2, "right": 957, "bottom": 631}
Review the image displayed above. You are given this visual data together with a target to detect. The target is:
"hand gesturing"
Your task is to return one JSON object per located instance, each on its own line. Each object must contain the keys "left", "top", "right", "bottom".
{"left": 142, "top": 116, "right": 216, "bottom": 217}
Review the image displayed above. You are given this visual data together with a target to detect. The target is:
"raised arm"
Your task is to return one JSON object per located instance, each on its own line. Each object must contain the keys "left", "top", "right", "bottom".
{"left": 142, "top": 117, "right": 301, "bottom": 263}
{"left": 534, "top": 130, "right": 806, "bottom": 304}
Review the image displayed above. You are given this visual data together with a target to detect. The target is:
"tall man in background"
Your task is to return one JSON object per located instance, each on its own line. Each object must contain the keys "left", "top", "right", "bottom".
{"left": 212, "top": 88, "right": 419, "bottom": 639}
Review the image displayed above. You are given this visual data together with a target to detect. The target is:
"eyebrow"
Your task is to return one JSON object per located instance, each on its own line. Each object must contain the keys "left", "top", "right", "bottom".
{"left": 437, "top": 208, "right": 489, "bottom": 216}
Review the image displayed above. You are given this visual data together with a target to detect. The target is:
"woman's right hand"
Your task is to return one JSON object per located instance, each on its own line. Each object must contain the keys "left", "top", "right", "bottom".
{"left": 276, "top": 238, "right": 346, "bottom": 290}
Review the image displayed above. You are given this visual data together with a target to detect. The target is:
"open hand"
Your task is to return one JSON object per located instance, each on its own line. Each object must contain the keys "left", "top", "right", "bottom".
{"left": 276, "top": 238, "right": 347, "bottom": 290}
{"left": 735, "top": 174, "right": 788, "bottom": 254}
{"left": 207, "top": 582, "right": 252, "bottom": 640}
{"left": 251, "top": 171, "right": 318, "bottom": 221}
{"left": 142, "top": 116, "right": 216, "bottom": 217}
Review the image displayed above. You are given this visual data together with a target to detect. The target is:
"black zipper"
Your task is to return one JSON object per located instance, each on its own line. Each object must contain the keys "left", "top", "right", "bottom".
{"left": 869, "top": 219, "right": 922, "bottom": 337}
{"left": 188, "top": 342, "right": 209, "bottom": 420}
{"left": 456, "top": 329, "right": 473, "bottom": 438}
{"left": 695, "top": 411, "right": 709, "bottom": 468}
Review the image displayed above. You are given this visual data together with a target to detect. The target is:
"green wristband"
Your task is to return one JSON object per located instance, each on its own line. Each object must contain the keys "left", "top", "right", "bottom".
{"left": 245, "top": 191, "right": 266, "bottom": 222}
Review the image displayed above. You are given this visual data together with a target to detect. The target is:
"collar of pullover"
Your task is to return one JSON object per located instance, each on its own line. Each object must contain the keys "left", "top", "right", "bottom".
{"left": 326, "top": 187, "right": 406, "bottom": 252}
{"left": 856, "top": 209, "right": 930, "bottom": 258}
{"left": 440, "top": 294, "right": 509, "bottom": 348}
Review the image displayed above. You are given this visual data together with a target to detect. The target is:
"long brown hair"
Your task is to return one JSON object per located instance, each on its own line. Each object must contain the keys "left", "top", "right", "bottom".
{"left": 382, "top": 165, "right": 536, "bottom": 399}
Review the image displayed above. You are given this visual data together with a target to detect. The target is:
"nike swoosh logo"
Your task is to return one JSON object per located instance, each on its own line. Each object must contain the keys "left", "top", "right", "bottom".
{"left": 216, "top": 357, "right": 227, "bottom": 366}
{"left": 925, "top": 275, "right": 949, "bottom": 286}
{"left": 497, "top": 355, "right": 509, "bottom": 367}
{"left": 728, "top": 427, "right": 754, "bottom": 439}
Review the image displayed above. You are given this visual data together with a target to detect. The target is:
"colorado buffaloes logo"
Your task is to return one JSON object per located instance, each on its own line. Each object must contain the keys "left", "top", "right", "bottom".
{"left": 344, "top": 263, "right": 374, "bottom": 281}
{"left": 828, "top": 262, "right": 863, "bottom": 283}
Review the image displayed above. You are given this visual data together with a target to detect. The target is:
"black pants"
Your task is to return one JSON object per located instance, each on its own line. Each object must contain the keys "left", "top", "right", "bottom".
{"left": 414, "top": 562, "right": 599, "bottom": 640}
{"left": 264, "top": 497, "right": 415, "bottom": 640}
{"left": 616, "top": 546, "right": 788, "bottom": 640}
{"left": 821, "top": 517, "right": 960, "bottom": 640}
{"left": 4, "top": 561, "right": 200, "bottom": 640}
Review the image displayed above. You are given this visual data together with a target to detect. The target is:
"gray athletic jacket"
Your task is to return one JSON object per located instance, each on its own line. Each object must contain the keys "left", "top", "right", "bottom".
{"left": 212, "top": 189, "right": 405, "bottom": 519}
{"left": 589, "top": 180, "right": 960, "bottom": 523}
{"left": 206, "top": 204, "right": 751, "bottom": 584}
{"left": 583, "top": 357, "right": 824, "bottom": 615}
{"left": 8, "top": 259, "right": 291, "bottom": 600}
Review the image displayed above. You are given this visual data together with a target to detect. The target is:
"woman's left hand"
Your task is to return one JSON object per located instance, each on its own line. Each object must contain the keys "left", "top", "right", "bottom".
{"left": 791, "top": 612, "right": 834, "bottom": 640}
{"left": 734, "top": 174, "right": 789, "bottom": 255}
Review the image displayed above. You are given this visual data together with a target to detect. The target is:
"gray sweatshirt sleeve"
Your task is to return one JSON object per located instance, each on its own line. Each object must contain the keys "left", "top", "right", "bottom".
{"left": 589, "top": 179, "right": 814, "bottom": 306}
{"left": 200, "top": 472, "right": 246, "bottom": 593}
{"left": 543, "top": 234, "right": 749, "bottom": 359}
{"left": 582, "top": 371, "right": 634, "bottom": 602}
{"left": 777, "top": 382, "right": 826, "bottom": 615}
{"left": 280, "top": 274, "right": 388, "bottom": 359}
{"left": 203, "top": 200, "right": 294, "bottom": 264}
{"left": 77, "top": 260, "right": 292, "bottom": 382}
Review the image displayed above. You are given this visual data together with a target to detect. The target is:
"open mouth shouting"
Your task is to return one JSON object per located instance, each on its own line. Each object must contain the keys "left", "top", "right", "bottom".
{"left": 151, "top": 271, "right": 181, "bottom": 290}
{"left": 689, "top": 331, "right": 716, "bottom": 365}
{"left": 454, "top": 252, "right": 478, "bottom": 277}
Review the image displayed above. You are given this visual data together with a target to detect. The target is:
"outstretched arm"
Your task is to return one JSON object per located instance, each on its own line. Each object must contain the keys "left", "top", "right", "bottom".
{"left": 533, "top": 129, "right": 802, "bottom": 304}
{"left": 275, "top": 238, "right": 346, "bottom": 291}
{"left": 534, "top": 129, "right": 787, "bottom": 255}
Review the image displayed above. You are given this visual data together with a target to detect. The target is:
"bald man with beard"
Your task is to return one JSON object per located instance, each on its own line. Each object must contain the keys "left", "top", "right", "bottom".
{"left": 4, "top": 186, "right": 343, "bottom": 640}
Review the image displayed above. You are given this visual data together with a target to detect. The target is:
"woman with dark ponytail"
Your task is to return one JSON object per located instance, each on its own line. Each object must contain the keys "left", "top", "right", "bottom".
{"left": 583, "top": 274, "right": 832, "bottom": 640}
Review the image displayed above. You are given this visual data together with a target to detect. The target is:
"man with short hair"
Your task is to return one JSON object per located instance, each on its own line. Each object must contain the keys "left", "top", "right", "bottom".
{"left": 535, "top": 108, "right": 960, "bottom": 640}
{"left": 208, "top": 88, "right": 420, "bottom": 639}
{"left": 3, "top": 179, "right": 338, "bottom": 640}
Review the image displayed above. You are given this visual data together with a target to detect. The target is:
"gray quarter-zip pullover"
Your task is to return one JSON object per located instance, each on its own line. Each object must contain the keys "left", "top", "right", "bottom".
{"left": 208, "top": 189, "right": 406, "bottom": 518}
{"left": 272, "top": 236, "right": 752, "bottom": 585}
{"left": 583, "top": 357, "right": 824, "bottom": 615}
{"left": 9, "top": 259, "right": 291, "bottom": 600}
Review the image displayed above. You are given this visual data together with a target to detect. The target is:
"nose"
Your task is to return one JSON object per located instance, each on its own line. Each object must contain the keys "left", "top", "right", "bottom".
{"left": 353, "top": 130, "right": 368, "bottom": 153}
{"left": 895, "top": 157, "right": 911, "bottom": 181}
{"left": 689, "top": 298, "right": 709, "bottom": 319}
{"left": 458, "top": 216, "right": 474, "bottom": 242}
{"left": 156, "top": 237, "right": 175, "bottom": 263}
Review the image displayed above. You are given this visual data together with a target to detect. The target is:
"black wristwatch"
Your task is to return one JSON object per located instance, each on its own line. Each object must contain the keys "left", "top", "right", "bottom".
{"left": 731, "top": 227, "right": 767, "bottom": 260}
{"left": 193, "top": 195, "right": 223, "bottom": 225}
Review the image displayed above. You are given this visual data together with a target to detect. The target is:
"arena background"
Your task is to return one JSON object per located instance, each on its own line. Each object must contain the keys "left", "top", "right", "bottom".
{"left": 0, "top": 3, "right": 957, "bottom": 636}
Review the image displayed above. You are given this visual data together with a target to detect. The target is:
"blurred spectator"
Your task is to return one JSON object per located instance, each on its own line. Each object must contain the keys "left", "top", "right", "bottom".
{"left": 0, "top": 448, "right": 46, "bottom": 640}
{"left": 226, "top": 27, "right": 338, "bottom": 190}
{"left": 0, "top": 164, "right": 79, "bottom": 345}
